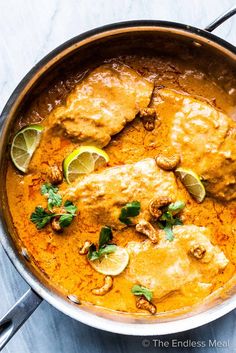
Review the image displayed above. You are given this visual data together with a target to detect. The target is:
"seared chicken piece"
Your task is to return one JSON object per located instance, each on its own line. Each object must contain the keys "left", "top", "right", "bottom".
{"left": 158, "top": 89, "right": 236, "bottom": 201}
{"left": 126, "top": 225, "right": 228, "bottom": 299}
{"left": 46, "top": 63, "right": 154, "bottom": 147}
{"left": 64, "top": 158, "right": 177, "bottom": 229}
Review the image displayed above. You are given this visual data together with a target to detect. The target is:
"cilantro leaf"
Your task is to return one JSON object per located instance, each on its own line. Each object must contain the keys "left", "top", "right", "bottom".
{"left": 157, "top": 221, "right": 164, "bottom": 230}
{"left": 59, "top": 214, "right": 74, "bottom": 228}
{"left": 131, "top": 284, "right": 153, "bottom": 301}
{"left": 88, "top": 244, "right": 98, "bottom": 260}
{"left": 167, "top": 201, "right": 185, "bottom": 215}
{"left": 41, "top": 183, "right": 62, "bottom": 210}
{"left": 164, "top": 225, "right": 174, "bottom": 241}
{"left": 48, "top": 189, "right": 62, "bottom": 210}
{"left": 30, "top": 206, "right": 54, "bottom": 229}
{"left": 99, "top": 226, "right": 113, "bottom": 248}
{"left": 41, "top": 183, "right": 58, "bottom": 195}
{"left": 157, "top": 200, "right": 185, "bottom": 241}
{"left": 99, "top": 244, "right": 117, "bottom": 256}
{"left": 173, "top": 217, "right": 183, "bottom": 226}
{"left": 88, "top": 244, "right": 117, "bottom": 261}
{"left": 58, "top": 201, "right": 77, "bottom": 227}
{"left": 160, "top": 211, "right": 174, "bottom": 224}
{"left": 64, "top": 200, "right": 77, "bottom": 215}
{"left": 87, "top": 226, "right": 116, "bottom": 261}
{"left": 119, "top": 201, "right": 141, "bottom": 225}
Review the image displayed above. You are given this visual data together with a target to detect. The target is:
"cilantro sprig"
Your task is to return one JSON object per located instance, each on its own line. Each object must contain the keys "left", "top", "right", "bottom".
{"left": 58, "top": 201, "right": 78, "bottom": 228}
{"left": 131, "top": 285, "right": 153, "bottom": 301}
{"left": 30, "top": 206, "right": 53, "bottom": 229}
{"left": 157, "top": 201, "right": 185, "bottom": 241}
{"left": 119, "top": 201, "right": 141, "bottom": 225}
{"left": 30, "top": 200, "right": 77, "bottom": 230}
{"left": 41, "top": 183, "right": 62, "bottom": 210}
{"left": 88, "top": 226, "right": 117, "bottom": 261}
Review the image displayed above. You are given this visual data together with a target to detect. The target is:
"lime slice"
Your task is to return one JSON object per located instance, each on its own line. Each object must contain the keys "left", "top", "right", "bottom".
{"left": 175, "top": 167, "right": 206, "bottom": 203}
{"left": 89, "top": 246, "right": 129, "bottom": 276}
{"left": 63, "top": 146, "right": 109, "bottom": 183}
{"left": 10, "top": 124, "right": 44, "bottom": 173}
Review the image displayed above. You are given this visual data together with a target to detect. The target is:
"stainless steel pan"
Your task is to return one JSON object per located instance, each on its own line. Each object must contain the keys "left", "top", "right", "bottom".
{"left": 0, "top": 6, "right": 236, "bottom": 349}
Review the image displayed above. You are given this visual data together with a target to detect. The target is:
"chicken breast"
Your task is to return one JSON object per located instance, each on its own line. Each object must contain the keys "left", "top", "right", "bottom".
{"left": 46, "top": 63, "right": 154, "bottom": 147}
{"left": 158, "top": 89, "right": 236, "bottom": 201}
{"left": 64, "top": 158, "right": 178, "bottom": 229}
{"left": 126, "top": 225, "right": 229, "bottom": 299}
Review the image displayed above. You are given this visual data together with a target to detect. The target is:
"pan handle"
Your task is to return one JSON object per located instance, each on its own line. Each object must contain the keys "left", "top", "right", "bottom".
{"left": 205, "top": 6, "right": 236, "bottom": 32}
{"left": 0, "top": 288, "right": 42, "bottom": 351}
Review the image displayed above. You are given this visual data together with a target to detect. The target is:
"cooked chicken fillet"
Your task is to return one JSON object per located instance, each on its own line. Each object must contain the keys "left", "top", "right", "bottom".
{"left": 64, "top": 158, "right": 177, "bottom": 229}
{"left": 46, "top": 63, "right": 154, "bottom": 147}
{"left": 126, "top": 225, "right": 228, "bottom": 299}
{"left": 159, "top": 89, "right": 236, "bottom": 201}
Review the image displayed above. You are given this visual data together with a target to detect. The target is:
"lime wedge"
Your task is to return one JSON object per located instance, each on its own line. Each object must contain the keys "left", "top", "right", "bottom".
{"left": 89, "top": 246, "right": 129, "bottom": 276}
{"left": 63, "top": 146, "right": 109, "bottom": 183}
{"left": 10, "top": 124, "right": 44, "bottom": 173}
{"left": 175, "top": 167, "right": 206, "bottom": 203}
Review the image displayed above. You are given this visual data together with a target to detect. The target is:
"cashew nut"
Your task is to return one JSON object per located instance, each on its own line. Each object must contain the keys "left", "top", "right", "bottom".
{"left": 136, "top": 296, "right": 157, "bottom": 315}
{"left": 155, "top": 149, "right": 180, "bottom": 171}
{"left": 92, "top": 276, "right": 113, "bottom": 296}
{"left": 136, "top": 220, "right": 159, "bottom": 243}
{"left": 51, "top": 216, "right": 63, "bottom": 232}
{"left": 149, "top": 197, "right": 173, "bottom": 219}
{"left": 48, "top": 164, "right": 63, "bottom": 184}
{"left": 79, "top": 240, "right": 92, "bottom": 255}
{"left": 139, "top": 108, "right": 158, "bottom": 131}
{"left": 189, "top": 243, "right": 206, "bottom": 259}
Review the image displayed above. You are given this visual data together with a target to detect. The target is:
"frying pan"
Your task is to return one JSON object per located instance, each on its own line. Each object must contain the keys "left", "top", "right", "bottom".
{"left": 0, "top": 6, "right": 236, "bottom": 349}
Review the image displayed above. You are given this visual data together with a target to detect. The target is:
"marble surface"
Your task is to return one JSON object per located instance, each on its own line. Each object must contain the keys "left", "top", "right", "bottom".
{"left": 0, "top": 0, "right": 236, "bottom": 352}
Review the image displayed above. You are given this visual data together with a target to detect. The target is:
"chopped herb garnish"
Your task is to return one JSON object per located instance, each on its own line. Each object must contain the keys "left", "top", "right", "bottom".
{"left": 88, "top": 226, "right": 116, "bottom": 261}
{"left": 58, "top": 213, "right": 74, "bottom": 227}
{"left": 88, "top": 244, "right": 117, "bottom": 261}
{"left": 99, "top": 226, "right": 113, "bottom": 248}
{"left": 157, "top": 201, "right": 185, "bottom": 241}
{"left": 41, "top": 183, "right": 58, "bottom": 195}
{"left": 48, "top": 189, "right": 62, "bottom": 210}
{"left": 41, "top": 182, "right": 62, "bottom": 210}
{"left": 87, "top": 244, "right": 97, "bottom": 259}
{"left": 131, "top": 284, "right": 153, "bottom": 301}
{"left": 163, "top": 224, "right": 174, "bottom": 242}
{"left": 58, "top": 200, "right": 77, "bottom": 227}
{"left": 30, "top": 206, "right": 53, "bottom": 229}
{"left": 167, "top": 201, "right": 185, "bottom": 215}
{"left": 119, "top": 201, "right": 141, "bottom": 225}
{"left": 30, "top": 199, "right": 77, "bottom": 230}
{"left": 64, "top": 200, "right": 77, "bottom": 215}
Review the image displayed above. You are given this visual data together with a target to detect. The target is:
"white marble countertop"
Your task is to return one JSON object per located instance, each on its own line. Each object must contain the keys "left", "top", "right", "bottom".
{"left": 0, "top": 1, "right": 236, "bottom": 352}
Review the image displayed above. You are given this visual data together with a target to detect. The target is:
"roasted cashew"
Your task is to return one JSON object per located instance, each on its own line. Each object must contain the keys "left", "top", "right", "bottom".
{"left": 51, "top": 216, "right": 63, "bottom": 232}
{"left": 155, "top": 149, "right": 180, "bottom": 171}
{"left": 149, "top": 197, "right": 172, "bottom": 219}
{"left": 136, "top": 220, "right": 159, "bottom": 243}
{"left": 48, "top": 164, "right": 63, "bottom": 184}
{"left": 139, "top": 108, "right": 158, "bottom": 131}
{"left": 189, "top": 244, "right": 206, "bottom": 260}
{"left": 92, "top": 276, "right": 113, "bottom": 296}
{"left": 79, "top": 240, "right": 92, "bottom": 255}
{"left": 136, "top": 296, "right": 156, "bottom": 315}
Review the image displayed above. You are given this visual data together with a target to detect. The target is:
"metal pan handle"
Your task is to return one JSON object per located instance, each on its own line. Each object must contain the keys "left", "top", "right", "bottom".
{"left": 205, "top": 6, "right": 236, "bottom": 32}
{"left": 0, "top": 289, "right": 42, "bottom": 351}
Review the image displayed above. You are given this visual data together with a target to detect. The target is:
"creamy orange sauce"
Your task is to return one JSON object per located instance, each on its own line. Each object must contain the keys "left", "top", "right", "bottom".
{"left": 6, "top": 55, "right": 236, "bottom": 315}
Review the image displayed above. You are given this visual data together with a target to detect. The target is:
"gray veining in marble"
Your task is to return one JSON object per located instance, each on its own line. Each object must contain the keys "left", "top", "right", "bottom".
{"left": 0, "top": 0, "right": 236, "bottom": 352}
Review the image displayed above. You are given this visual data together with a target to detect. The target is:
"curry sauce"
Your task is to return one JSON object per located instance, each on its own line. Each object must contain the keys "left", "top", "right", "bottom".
{"left": 6, "top": 55, "right": 236, "bottom": 316}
